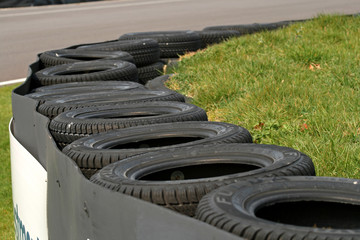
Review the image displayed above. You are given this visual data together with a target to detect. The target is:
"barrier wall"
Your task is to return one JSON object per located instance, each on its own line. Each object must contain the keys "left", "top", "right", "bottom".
{"left": 11, "top": 55, "right": 242, "bottom": 240}
{"left": 10, "top": 120, "right": 48, "bottom": 240}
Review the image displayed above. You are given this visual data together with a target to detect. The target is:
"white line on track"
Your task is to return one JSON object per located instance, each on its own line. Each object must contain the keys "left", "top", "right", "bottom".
{"left": 0, "top": 0, "right": 188, "bottom": 18}
{"left": 0, "top": 78, "right": 26, "bottom": 87}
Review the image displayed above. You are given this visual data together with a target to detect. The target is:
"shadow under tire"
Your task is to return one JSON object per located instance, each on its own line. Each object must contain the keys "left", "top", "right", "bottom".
{"left": 195, "top": 176, "right": 360, "bottom": 240}
{"left": 90, "top": 144, "right": 314, "bottom": 216}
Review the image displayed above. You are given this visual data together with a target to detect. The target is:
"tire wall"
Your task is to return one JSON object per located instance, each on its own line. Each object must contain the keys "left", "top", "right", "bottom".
{"left": 11, "top": 57, "right": 242, "bottom": 239}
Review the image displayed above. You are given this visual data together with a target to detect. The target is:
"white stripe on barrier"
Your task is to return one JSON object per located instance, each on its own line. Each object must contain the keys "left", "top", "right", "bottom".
{"left": 10, "top": 119, "right": 48, "bottom": 240}
{"left": 0, "top": 78, "right": 26, "bottom": 87}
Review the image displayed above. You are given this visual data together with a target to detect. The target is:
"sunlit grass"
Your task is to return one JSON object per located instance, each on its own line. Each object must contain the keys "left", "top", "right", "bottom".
{"left": 169, "top": 14, "right": 360, "bottom": 178}
{"left": 0, "top": 83, "right": 20, "bottom": 240}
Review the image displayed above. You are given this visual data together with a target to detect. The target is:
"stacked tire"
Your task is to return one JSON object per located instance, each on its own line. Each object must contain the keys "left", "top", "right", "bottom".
{"left": 23, "top": 23, "right": 360, "bottom": 240}
{"left": 90, "top": 143, "right": 315, "bottom": 217}
{"left": 195, "top": 176, "right": 360, "bottom": 239}
{"left": 75, "top": 39, "right": 165, "bottom": 84}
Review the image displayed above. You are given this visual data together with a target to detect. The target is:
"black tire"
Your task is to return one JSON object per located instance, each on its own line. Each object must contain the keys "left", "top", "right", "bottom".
{"left": 62, "top": 121, "right": 253, "bottom": 169}
{"left": 196, "top": 176, "right": 360, "bottom": 240}
{"left": 137, "top": 61, "right": 164, "bottom": 84}
{"left": 196, "top": 30, "right": 240, "bottom": 48}
{"left": 158, "top": 41, "right": 202, "bottom": 58}
{"left": 145, "top": 74, "right": 173, "bottom": 91}
{"left": 145, "top": 74, "right": 192, "bottom": 103}
{"left": 34, "top": 60, "right": 138, "bottom": 86}
{"left": 32, "top": 80, "right": 144, "bottom": 92}
{"left": 203, "top": 22, "right": 290, "bottom": 34}
{"left": 81, "top": 168, "right": 100, "bottom": 179}
{"left": 119, "top": 31, "right": 202, "bottom": 58}
{"left": 203, "top": 24, "right": 261, "bottom": 34}
{"left": 90, "top": 144, "right": 314, "bottom": 216}
{"left": 37, "top": 89, "right": 186, "bottom": 119}
{"left": 145, "top": 74, "right": 187, "bottom": 102}
{"left": 120, "top": 30, "right": 201, "bottom": 43}
{"left": 76, "top": 39, "right": 160, "bottom": 66}
{"left": 25, "top": 81, "right": 144, "bottom": 105}
{"left": 39, "top": 49, "right": 135, "bottom": 68}
{"left": 49, "top": 101, "right": 208, "bottom": 144}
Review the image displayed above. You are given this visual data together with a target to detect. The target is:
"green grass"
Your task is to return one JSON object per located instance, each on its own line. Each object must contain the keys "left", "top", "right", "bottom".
{"left": 169, "top": 14, "right": 360, "bottom": 179}
{"left": 1, "top": 84, "right": 20, "bottom": 240}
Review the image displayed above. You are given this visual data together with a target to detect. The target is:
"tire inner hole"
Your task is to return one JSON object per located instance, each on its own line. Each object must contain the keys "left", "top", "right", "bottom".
{"left": 256, "top": 201, "right": 360, "bottom": 229}
{"left": 139, "top": 163, "right": 260, "bottom": 181}
{"left": 109, "top": 137, "right": 204, "bottom": 149}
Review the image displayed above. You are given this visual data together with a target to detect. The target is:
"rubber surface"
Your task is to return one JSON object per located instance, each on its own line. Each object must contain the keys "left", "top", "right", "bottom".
{"left": 137, "top": 61, "right": 164, "bottom": 84}
{"left": 145, "top": 74, "right": 188, "bottom": 102}
{"left": 25, "top": 81, "right": 144, "bottom": 104}
{"left": 63, "top": 121, "right": 253, "bottom": 169}
{"left": 119, "top": 31, "right": 202, "bottom": 58}
{"left": 76, "top": 39, "right": 161, "bottom": 66}
{"left": 49, "top": 101, "right": 208, "bottom": 144}
{"left": 37, "top": 89, "right": 186, "bottom": 119}
{"left": 196, "top": 176, "right": 360, "bottom": 239}
{"left": 32, "top": 80, "right": 144, "bottom": 92}
{"left": 145, "top": 74, "right": 173, "bottom": 91}
{"left": 39, "top": 49, "right": 134, "bottom": 67}
{"left": 91, "top": 144, "right": 314, "bottom": 216}
{"left": 202, "top": 21, "right": 293, "bottom": 34}
{"left": 34, "top": 60, "right": 139, "bottom": 86}
{"left": 196, "top": 30, "right": 240, "bottom": 48}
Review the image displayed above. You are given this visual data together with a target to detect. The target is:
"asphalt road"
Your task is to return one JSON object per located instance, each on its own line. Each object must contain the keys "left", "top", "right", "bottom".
{"left": 1, "top": 0, "right": 360, "bottom": 82}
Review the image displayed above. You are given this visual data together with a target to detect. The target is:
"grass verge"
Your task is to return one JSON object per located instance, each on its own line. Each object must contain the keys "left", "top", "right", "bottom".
{"left": 169, "top": 14, "right": 360, "bottom": 178}
{"left": 1, "top": 84, "right": 20, "bottom": 240}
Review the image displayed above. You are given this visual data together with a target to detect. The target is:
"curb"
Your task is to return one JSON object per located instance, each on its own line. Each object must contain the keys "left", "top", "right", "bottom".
{"left": 0, "top": 78, "right": 26, "bottom": 87}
